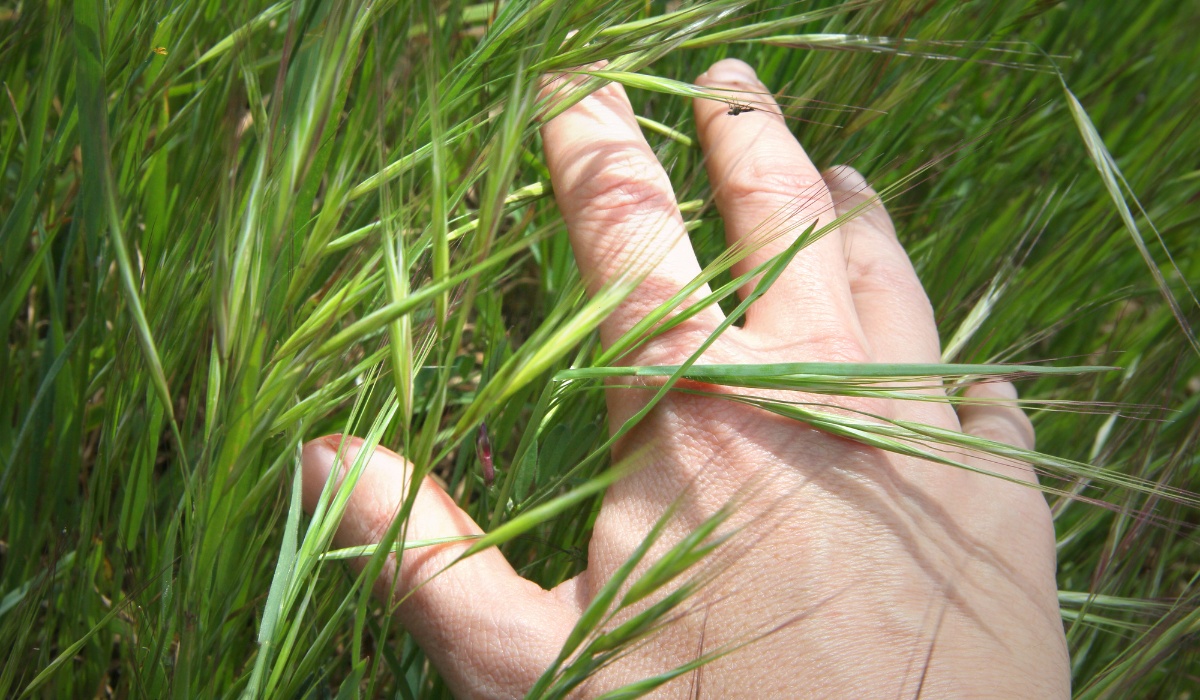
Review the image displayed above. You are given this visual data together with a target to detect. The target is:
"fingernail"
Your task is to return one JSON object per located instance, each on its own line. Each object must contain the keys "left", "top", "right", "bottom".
{"left": 703, "top": 58, "right": 758, "bottom": 86}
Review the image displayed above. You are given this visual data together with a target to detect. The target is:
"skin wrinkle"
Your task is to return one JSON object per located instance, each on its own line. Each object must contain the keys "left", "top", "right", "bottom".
{"left": 722, "top": 163, "right": 831, "bottom": 212}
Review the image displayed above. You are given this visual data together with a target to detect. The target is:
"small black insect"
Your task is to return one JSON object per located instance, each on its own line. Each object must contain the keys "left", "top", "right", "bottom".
{"left": 726, "top": 100, "right": 756, "bottom": 116}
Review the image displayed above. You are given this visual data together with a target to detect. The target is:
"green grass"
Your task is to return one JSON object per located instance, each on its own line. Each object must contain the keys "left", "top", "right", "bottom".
{"left": 2, "top": 0, "right": 1198, "bottom": 697}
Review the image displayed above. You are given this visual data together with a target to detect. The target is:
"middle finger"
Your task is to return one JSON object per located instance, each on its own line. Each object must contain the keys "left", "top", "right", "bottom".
{"left": 694, "top": 59, "right": 867, "bottom": 358}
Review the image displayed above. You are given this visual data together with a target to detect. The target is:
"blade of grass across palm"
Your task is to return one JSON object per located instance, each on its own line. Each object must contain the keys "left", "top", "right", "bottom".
{"left": 714, "top": 392, "right": 1200, "bottom": 508}
{"left": 556, "top": 361, "right": 1112, "bottom": 382}
{"left": 584, "top": 381, "right": 1145, "bottom": 417}
{"left": 556, "top": 361, "right": 1118, "bottom": 407}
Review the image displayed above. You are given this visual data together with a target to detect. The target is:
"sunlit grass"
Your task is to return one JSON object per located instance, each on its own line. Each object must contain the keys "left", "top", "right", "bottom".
{"left": 1, "top": 1, "right": 1198, "bottom": 697}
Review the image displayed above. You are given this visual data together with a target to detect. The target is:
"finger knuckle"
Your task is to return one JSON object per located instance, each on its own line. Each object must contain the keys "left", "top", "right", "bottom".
{"left": 575, "top": 152, "right": 676, "bottom": 219}
{"left": 722, "top": 159, "right": 831, "bottom": 214}
{"left": 841, "top": 201, "right": 896, "bottom": 237}
{"left": 628, "top": 321, "right": 726, "bottom": 365}
{"left": 964, "top": 410, "right": 1036, "bottom": 450}
{"left": 796, "top": 328, "right": 872, "bottom": 365}
{"left": 848, "top": 254, "right": 931, "bottom": 314}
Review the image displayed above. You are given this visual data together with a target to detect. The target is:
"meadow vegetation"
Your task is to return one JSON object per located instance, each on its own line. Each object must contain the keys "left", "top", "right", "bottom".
{"left": 1, "top": 0, "right": 1198, "bottom": 696}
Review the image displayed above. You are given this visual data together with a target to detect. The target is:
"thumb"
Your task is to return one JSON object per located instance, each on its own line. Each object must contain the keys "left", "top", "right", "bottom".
{"left": 302, "top": 434, "right": 581, "bottom": 699}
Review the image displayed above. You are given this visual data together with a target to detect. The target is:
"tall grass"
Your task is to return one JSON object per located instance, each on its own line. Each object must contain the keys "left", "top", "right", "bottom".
{"left": 1, "top": 0, "right": 1197, "bottom": 697}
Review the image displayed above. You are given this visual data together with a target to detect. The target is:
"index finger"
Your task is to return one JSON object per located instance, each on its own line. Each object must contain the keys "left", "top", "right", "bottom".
{"left": 540, "top": 67, "right": 722, "bottom": 346}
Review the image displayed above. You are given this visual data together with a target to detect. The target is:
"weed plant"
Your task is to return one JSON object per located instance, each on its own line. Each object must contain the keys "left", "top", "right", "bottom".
{"left": 1, "top": 0, "right": 1198, "bottom": 697}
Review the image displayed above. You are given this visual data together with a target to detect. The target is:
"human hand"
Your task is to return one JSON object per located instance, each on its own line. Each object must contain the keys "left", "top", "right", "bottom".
{"left": 301, "top": 58, "right": 1070, "bottom": 698}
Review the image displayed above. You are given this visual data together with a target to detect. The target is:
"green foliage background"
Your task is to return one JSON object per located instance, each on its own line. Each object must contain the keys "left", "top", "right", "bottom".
{"left": 1, "top": 0, "right": 1197, "bottom": 697}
